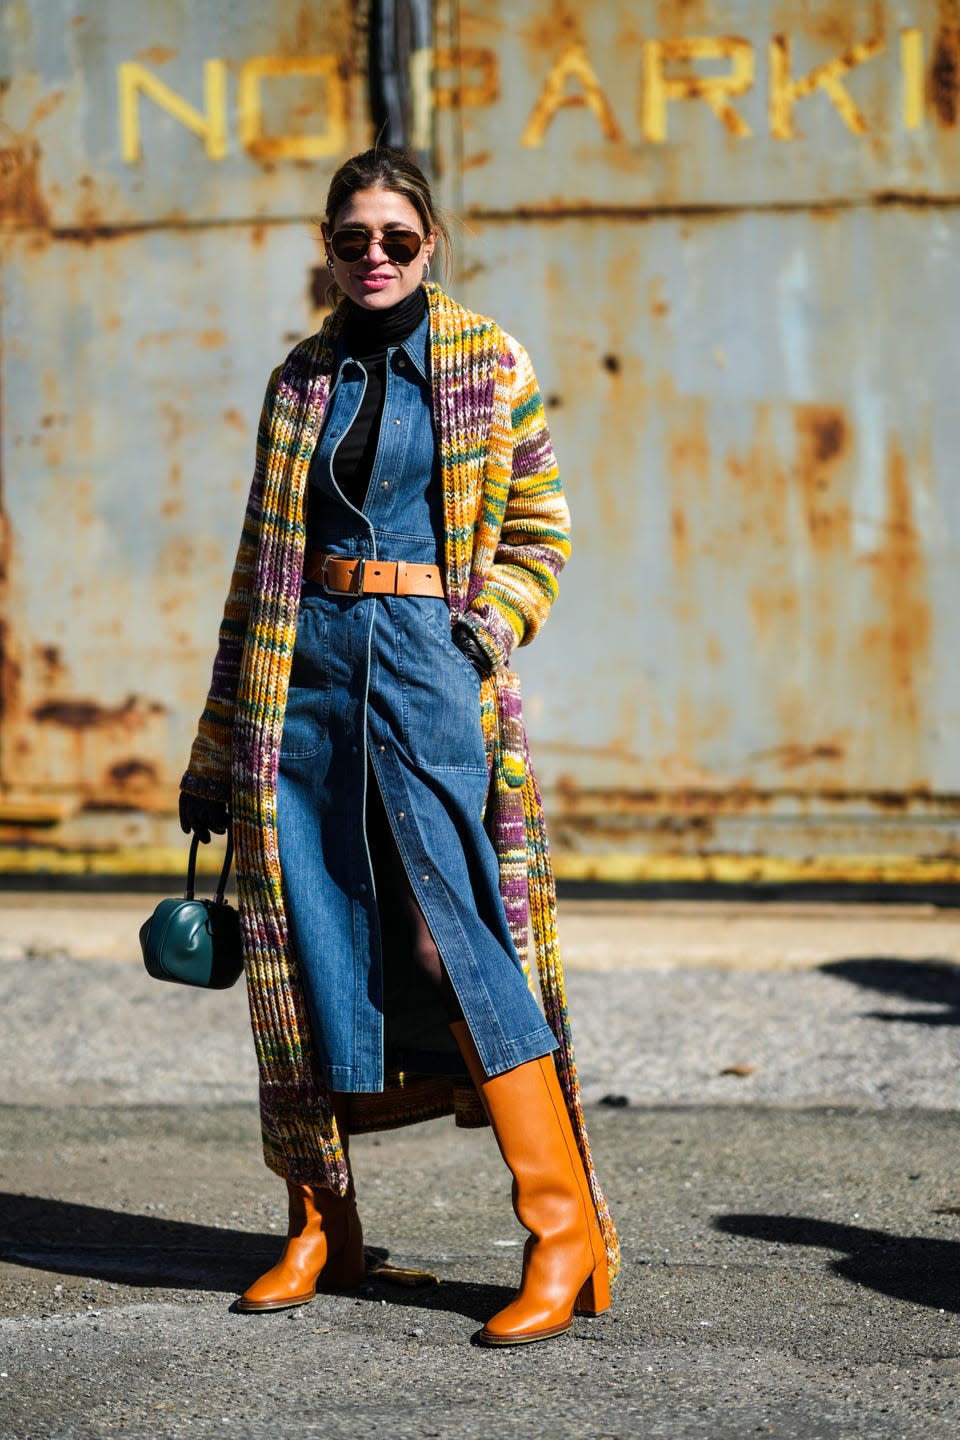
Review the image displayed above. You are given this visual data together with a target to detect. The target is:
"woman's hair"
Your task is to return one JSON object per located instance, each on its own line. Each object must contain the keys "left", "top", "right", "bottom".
{"left": 322, "top": 146, "right": 450, "bottom": 278}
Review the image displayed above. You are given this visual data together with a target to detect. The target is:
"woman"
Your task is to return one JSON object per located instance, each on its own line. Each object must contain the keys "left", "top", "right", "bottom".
{"left": 180, "top": 146, "right": 618, "bottom": 1346}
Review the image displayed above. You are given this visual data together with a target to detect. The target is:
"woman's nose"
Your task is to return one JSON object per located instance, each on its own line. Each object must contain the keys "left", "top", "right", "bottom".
{"left": 366, "top": 236, "right": 389, "bottom": 261}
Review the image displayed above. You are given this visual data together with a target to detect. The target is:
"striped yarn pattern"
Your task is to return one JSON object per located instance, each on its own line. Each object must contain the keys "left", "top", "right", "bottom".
{"left": 182, "top": 284, "right": 617, "bottom": 1284}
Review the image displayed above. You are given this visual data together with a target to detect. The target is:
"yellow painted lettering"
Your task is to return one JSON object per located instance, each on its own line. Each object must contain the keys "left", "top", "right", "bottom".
{"left": 433, "top": 47, "right": 500, "bottom": 109}
{"left": 521, "top": 43, "right": 624, "bottom": 148}
{"left": 238, "top": 55, "right": 346, "bottom": 160}
{"left": 642, "top": 37, "right": 754, "bottom": 143}
{"left": 901, "top": 28, "right": 924, "bottom": 130}
{"left": 769, "top": 33, "right": 885, "bottom": 140}
{"left": 119, "top": 59, "right": 227, "bottom": 163}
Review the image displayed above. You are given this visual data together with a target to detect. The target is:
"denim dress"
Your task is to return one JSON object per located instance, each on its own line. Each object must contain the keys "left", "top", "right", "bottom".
{"left": 276, "top": 309, "right": 557, "bottom": 1093}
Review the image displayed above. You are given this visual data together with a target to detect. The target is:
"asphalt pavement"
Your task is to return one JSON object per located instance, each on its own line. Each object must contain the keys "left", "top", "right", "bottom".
{"left": 2, "top": 896, "right": 960, "bottom": 1439}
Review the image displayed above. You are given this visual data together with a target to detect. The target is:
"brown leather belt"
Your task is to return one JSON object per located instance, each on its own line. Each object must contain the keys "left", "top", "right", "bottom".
{"left": 304, "top": 549, "right": 445, "bottom": 598}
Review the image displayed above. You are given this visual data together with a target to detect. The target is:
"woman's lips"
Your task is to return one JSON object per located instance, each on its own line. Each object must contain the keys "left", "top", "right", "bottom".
{"left": 357, "top": 272, "right": 395, "bottom": 289}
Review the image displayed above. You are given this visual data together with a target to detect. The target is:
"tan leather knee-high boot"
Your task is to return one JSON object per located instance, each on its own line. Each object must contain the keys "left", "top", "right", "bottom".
{"left": 451, "top": 1020, "right": 610, "bottom": 1346}
{"left": 237, "top": 1095, "right": 365, "bottom": 1313}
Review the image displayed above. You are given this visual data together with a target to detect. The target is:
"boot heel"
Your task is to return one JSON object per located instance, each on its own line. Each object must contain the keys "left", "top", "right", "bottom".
{"left": 574, "top": 1257, "right": 611, "bottom": 1316}
{"left": 319, "top": 1210, "right": 366, "bottom": 1290}
{"left": 321, "top": 1249, "right": 366, "bottom": 1289}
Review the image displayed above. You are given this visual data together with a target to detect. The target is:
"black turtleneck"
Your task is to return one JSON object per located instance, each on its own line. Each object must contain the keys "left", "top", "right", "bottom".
{"left": 309, "top": 286, "right": 428, "bottom": 515}
{"left": 304, "top": 285, "right": 494, "bottom": 679}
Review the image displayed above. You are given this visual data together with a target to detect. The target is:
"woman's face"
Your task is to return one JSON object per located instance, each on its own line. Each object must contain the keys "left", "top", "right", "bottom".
{"left": 324, "top": 185, "right": 435, "bottom": 311}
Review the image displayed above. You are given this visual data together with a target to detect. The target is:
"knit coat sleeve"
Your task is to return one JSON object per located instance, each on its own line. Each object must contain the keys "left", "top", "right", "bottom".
{"left": 457, "top": 338, "right": 571, "bottom": 672}
{"left": 180, "top": 367, "right": 281, "bottom": 801}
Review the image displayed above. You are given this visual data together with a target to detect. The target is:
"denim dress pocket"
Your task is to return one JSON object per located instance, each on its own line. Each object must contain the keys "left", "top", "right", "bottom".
{"left": 396, "top": 597, "right": 487, "bottom": 773}
{"left": 280, "top": 601, "right": 331, "bottom": 760}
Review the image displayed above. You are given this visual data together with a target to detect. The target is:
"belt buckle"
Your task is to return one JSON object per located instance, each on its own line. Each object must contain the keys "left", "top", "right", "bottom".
{"left": 321, "top": 554, "right": 365, "bottom": 595}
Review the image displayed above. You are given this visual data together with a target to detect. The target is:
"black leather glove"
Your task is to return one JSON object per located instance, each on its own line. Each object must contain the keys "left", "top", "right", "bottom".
{"left": 452, "top": 622, "right": 494, "bottom": 678}
{"left": 179, "top": 791, "right": 229, "bottom": 845}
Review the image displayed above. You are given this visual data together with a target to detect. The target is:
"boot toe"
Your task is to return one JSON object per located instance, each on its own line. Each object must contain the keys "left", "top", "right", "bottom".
{"left": 237, "top": 1287, "right": 316, "bottom": 1313}
{"left": 477, "top": 1311, "right": 574, "bottom": 1347}
{"left": 237, "top": 1262, "right": 318, "bottom": 1313}
{"left": 476, "top": 1291, "right": 575, "bottom": 1347}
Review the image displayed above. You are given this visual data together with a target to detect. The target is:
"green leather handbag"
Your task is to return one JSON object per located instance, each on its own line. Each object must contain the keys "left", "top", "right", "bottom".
{"left": 140, "top": 827, "right": 243, "bottom": 989}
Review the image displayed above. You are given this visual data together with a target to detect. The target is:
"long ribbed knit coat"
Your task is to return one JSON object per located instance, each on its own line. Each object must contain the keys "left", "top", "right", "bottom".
{"left": 182, "top": 283, "right": 619, "bottom": 1284}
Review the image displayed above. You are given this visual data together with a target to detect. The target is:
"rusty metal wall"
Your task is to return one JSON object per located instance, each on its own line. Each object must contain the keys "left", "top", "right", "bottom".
{"left": 433, "top": 0, "right": 960, "bottom": 881}
{"left": 2, "top": 0, "right": 959, "bottom": 878}
{"left": 0, "top": 0, "right": 369, "bottom": 869}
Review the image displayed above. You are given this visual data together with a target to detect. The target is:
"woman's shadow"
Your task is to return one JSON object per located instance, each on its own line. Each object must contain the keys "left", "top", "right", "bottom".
{"left": 0, "top": 1191, "right": 512, "bottom": 1322}
{"left": 820, "top": 956, "right": 960, "bottom": 1025}
{"left": 714, "top": 1212, "right": 960, "bottom": 1314}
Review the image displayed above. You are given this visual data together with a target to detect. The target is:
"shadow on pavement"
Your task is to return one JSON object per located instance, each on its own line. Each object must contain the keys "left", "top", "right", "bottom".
{"left": 0, "top": 1192, "right": 512, "bottom": 1320}
{"left": 819, "top": 956, "right": 960, "bottom": 1026}
{"left": 714, "top": 1212, "right": 960, "bottom": 1313}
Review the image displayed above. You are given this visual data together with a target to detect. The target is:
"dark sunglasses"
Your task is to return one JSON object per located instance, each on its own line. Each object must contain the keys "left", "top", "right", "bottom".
{"left": 328, "top": 226, "right": 425, "bottom": 265}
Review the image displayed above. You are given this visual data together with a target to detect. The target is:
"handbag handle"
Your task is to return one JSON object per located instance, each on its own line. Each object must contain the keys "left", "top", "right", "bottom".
{"left": 184, "top": 822, "right": 235, "bottom": 904}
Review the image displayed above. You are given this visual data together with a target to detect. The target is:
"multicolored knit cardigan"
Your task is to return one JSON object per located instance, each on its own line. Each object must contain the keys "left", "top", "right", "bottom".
{"left": 182, "top": 283, "right": 619, "bottom": 1286}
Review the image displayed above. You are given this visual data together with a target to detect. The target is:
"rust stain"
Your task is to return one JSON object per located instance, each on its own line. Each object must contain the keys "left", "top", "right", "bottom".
{"left": 670, "top": 505, "right": 690, "bottom": 570}
{"left": 794, "top": 404, "right": 852, "bottom": 550}
{"left": 548, "top": 776, "right": 945, "bottom": 818}
{"left": 223, "top": 407, "right": 247, "bottom": 433}
{"left": 861, "top": 438, "right": 932, "bottom": 729}
{"left": 808, "top": 408, "right": 846, "bottom": 464}
{"left": 35, "top": 643, "right": 66, "bottom": 685}
{"left": 0, "top": 626, "right": 20, "bottom": 727}
{"left": 655, "top": 0, "right": 710, "bottom": 28}
{"left": 796, "top": 5, "right": 879, "bottom": 49}
{"left": 250, "top": 53, "right": 325, "bottom": 79}
{"left": 727, "top": 404, "right": 787, "bottom": 511}
{"left": 160, "top": 403, "right": 184, "bottom": 447}
{"left": 27, "top": 90, "right": 66, "bottom": 131}
{"left": 666, "top": 392, "right": 710, "bottom": 488}
{"left": 108, "top": 758, "right": 160, "bottom": 785}
{"left": 931, "top": 23, "right": 960, "bottom": 126}
{"left": 462, "top": 150, "right": 493, "bottom": 173}
{"left": 136, "top": 46, "right": 178, "bottom": 65}
{"left": 31, "top": 695, "right": 166, "bottom": 730}
{"left": 523, "top": 8, "right": 583, "bottom": 55}
{"left": 0, "top": 140, "right": 50, "bottom": 228}
{"left": 748, "top": 586, "right": 798, "bottom": 638}
{"left": 705, "top": 634, "right": 723, "bottom": 666}
{"left": 648, "top": 276, "right": 670, "bottom": 320}
{"left": 198, "top": 329, "right": 227, "bottom": 350}
{"left": 752, "top": 741, "right": 846, "bottom": 770}
{"left": 137, "top": 331, "right": 172, "bottom": 354}
{"left": 865, "top": 791, "right": 911, "bottom": 812}
{"left": 602, "top": 353, "right": 621, "bottom": 374}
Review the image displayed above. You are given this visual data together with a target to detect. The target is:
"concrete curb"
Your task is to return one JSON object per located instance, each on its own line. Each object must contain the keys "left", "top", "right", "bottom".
{"left": 2, "top": 894, "right": 959, "bottom": 970}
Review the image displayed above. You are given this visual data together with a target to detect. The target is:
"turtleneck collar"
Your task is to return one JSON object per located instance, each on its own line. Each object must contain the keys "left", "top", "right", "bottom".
{"left": 342, "top": 285, "right": 428, "bottom": 359}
